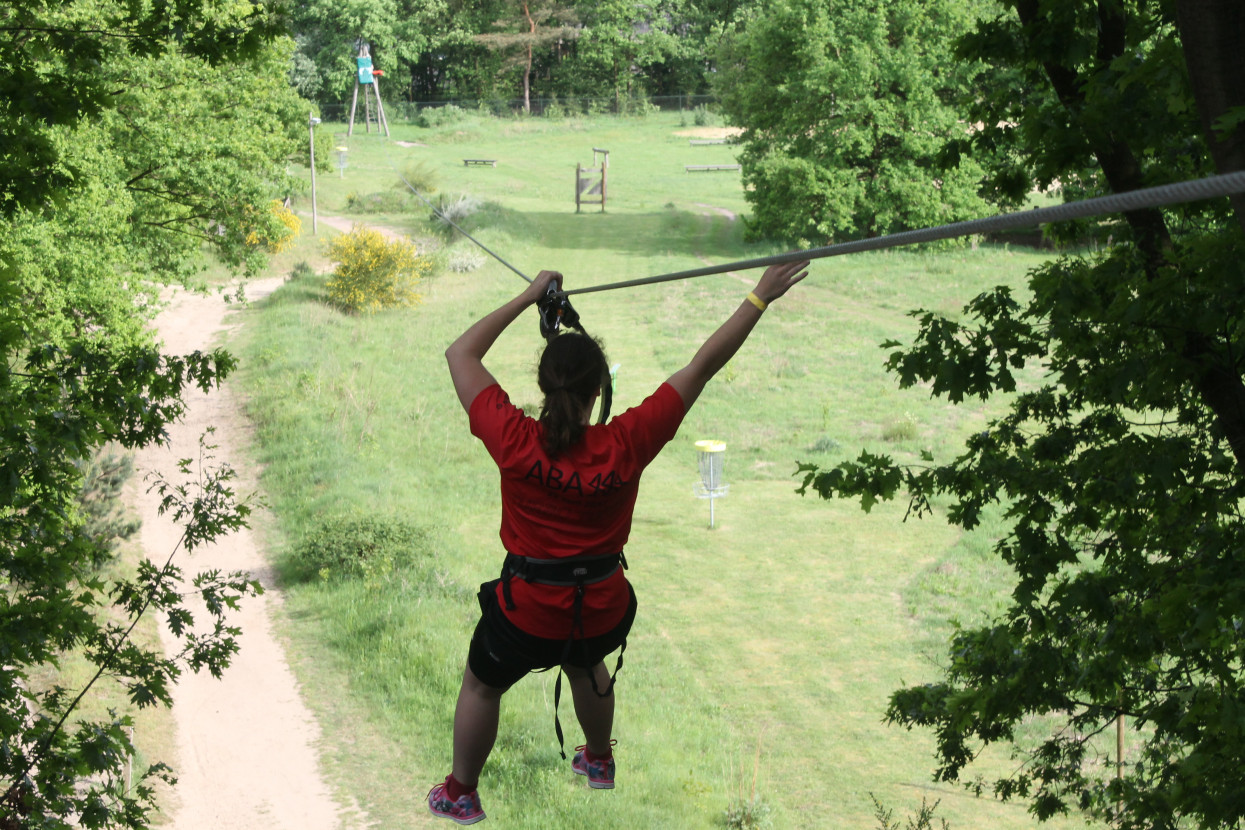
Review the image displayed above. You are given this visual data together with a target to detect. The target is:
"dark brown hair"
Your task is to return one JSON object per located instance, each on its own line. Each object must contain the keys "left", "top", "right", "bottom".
{"left": 538, "top": 332, "right": 608, "bottom": 458}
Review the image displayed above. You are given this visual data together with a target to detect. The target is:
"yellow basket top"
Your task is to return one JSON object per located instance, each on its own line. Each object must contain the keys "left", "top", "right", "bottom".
{"left": 694, "top": 439, "right": 726, "bottom": 453}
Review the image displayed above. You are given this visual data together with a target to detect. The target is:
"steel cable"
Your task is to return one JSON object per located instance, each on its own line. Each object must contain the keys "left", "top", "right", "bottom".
{"left": 561, "top": 170, "right": 1245, "bottom": 296}
{"left": 393, "top": 164, "right": 533, "bottom": 283}
{"left": 389, "top": 142, "right": 1245, "bottom": 298}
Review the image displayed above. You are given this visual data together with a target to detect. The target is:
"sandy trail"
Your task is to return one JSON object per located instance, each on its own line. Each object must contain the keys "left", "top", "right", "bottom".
{"left": 133, "top": 278, "right": 366, "bottom": 830}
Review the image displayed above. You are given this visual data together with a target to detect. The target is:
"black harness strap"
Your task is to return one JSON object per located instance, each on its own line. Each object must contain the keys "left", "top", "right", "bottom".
{"left": 500, "top": 551, "right": 625, "bottom": 608}
{"left": 500, "top": 550, "right": 629, "bottom": 757}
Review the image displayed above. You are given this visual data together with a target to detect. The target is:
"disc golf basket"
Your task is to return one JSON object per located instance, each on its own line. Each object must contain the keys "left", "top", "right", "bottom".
{"left": 693, "top": 440, "right": 729, "bottom": 528}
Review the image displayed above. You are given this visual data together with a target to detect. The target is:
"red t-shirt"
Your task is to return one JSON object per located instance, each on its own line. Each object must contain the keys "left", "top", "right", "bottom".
{"left": 469, "top": 381, "right": 686, "bottom": 639}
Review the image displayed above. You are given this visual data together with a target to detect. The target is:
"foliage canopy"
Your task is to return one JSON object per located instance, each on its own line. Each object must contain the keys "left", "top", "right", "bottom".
{"left": 713, "top": 0, "right": 990, "bottom": 244}
{"left": 796, "top": 1, "right": 1245, "bottom": 827}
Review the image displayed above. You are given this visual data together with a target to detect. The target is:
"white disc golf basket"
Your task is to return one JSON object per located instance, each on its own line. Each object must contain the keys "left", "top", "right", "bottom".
{"left": 694, "top": 440, "right": 729, "bottom": 528}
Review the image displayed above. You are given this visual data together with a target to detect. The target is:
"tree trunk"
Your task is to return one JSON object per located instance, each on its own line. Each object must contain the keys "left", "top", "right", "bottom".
{"left": 522, "top": 0, "right": 535, "bottom": 114}
{"left": 1015, "top": 0, "right": 1245, "bottom": 471}
{"left": 1174, "top": 0, "right": 1245, "bottom": 233}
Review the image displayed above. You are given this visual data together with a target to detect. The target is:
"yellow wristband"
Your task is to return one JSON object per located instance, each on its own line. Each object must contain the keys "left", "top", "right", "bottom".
{"left": 746, "top": 291, "right": 768, "bottom": 311}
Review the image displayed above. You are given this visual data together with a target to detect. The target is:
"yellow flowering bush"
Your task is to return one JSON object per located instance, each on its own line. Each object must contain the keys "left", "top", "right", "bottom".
{"left": 244, "top": 199, "right": 301, "bottom": 253}
{"left": 326, "top": 225, "right": 429, "bottom": 314}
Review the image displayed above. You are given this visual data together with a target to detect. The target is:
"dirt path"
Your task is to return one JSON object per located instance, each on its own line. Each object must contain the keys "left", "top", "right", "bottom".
{"left": 134, "top": 278, "right": 367, "bottom": 830}
{"left": 316, "top": 213, "right": 406, "bottom": 242}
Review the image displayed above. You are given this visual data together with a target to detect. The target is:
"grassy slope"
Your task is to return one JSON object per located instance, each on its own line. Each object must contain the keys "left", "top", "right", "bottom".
{"left": 238, "top": 111, "right": 1095, "bottom": 829}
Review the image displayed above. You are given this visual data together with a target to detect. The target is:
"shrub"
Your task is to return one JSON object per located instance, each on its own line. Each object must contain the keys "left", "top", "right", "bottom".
{"left": 326, "top": 225, "right": 431, "bottom": 313}
{"left": 724, "top": 796, "right": 771, "bottom": 829}
{"left": 396, "top": 160, "right": 438, "bottom": 195}
{"left": 881, "top": 412, "right": 918, "bottom": 442}
{"left": 244, "top": 199, "right": 301, "bottom": 252}
{"left": 416, "top": 103, "right": 466, "bottom": 128}
{"left": 288, "top": 261, "right": 315, "bottom": 282}
{"left": 344, "top": 190, "right": 414, "bottom": 214}
{"left": 289, "top": 515, "right": 431, "bottom": 582}
{"left": 692, "top": 104, "right": 718, "bottom": 127}
{"left": 445, "top": 246, "right": 486, "bottom": 272}
{"left": 545, "top": 94, "right": 568, "bottom": 119}
{"left": 870, "top": 794, "right": 949, "bottom": 830}
{"left": 431, "top": 192, "right": 483, "bottom": 235}
{"left": 620, "top": 95, "right": 657, "bottom": 118}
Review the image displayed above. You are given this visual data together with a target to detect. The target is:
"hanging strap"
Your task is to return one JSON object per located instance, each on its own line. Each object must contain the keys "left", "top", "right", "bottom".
{"left": 498, "top": 550, "right": 629, "bottom": 758}
{"left": 551, "top": 582, "right": 627, "bottom": 759}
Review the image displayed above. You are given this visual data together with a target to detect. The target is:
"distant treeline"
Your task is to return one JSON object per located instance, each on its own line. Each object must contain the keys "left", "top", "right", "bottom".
{"left": 290, "top": 0, "right": 740, "bottom": 113}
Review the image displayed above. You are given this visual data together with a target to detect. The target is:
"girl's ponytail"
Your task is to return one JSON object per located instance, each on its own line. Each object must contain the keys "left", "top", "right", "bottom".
{"left": 538, "top": 333, "right": 608, "bottom": 458}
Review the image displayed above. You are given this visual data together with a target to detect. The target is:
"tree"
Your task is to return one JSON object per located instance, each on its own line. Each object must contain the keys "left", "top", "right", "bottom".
{"left": 713, "top": 0, "right": 990, "bottom": 245}
{"left": 560, "top": 0, "right": 717, "bottom": 103}
{"left": 796, "top": 1, "right": 1245, "bottom": 827}
{"left": 1, "top": 2, "right": 303, "bottom": 826}
{"left": 469, "top": 0, "right": 580, "bottom": 112}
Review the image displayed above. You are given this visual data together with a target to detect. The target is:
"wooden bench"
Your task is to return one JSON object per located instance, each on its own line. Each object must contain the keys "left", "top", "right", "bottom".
{"left": 463, "top": 159, "right": 497, "bottom": 167}
{"left": 685, "top": 164, "right": 741, "bottom": 172}
{"left": 689, "top": 139, "right": 728, "bottom": 146}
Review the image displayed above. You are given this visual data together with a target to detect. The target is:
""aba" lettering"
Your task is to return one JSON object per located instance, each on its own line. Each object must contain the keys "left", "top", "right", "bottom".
{"left": 524, "top": 461, "right": 626, "bottom": 494}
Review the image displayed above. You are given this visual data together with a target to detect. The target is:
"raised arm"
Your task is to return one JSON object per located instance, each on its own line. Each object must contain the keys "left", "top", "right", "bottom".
{"left": 445, "top": 270, "right": 562, "bottom": 411}
{"left": 666, "top": 260, "right": 808, "bottom": 411}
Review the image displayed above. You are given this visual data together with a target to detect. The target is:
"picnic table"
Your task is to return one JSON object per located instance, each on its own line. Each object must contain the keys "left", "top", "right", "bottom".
{"left": 463, "top": 159, "right": 497, "bottom": 167}
{"left": 685, "top": 164, "right": 742, "bottom": 172}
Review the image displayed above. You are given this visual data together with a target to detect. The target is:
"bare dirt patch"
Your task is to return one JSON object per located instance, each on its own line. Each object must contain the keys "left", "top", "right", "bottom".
{"left": 673, "top": 126, "right": 743, "bottom": 139}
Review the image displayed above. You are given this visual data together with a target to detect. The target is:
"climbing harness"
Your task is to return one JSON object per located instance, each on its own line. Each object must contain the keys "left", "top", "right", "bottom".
{"left": 384, "top": 144, "right": 1245, "bottom": 759}
{"left": 499, "top": 550, "right": 630, "bottom": 758}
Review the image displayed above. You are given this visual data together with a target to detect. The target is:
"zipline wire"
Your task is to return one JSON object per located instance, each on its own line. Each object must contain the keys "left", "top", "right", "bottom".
{"left": 389, "top": 139, "right": 1245, "bottom": 299}
{"left": 561, "top": 170, "right": 1245, "bottom": 296}
{"left": 393, "top": 165, "right": 533, "bottom": 283}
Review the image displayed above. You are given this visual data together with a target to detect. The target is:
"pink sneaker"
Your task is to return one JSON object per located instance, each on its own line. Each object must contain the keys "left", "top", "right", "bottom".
{"left": 571, "top": 743, "right": 616, "bottom": 789}
{"left": 427, "top": 778, "right": 486, "bottom": 825}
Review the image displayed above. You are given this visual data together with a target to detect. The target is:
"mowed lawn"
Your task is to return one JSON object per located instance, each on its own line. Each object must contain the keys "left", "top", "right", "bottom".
{"left": 232, "top": 111, "right": 1096, "bottom": 829}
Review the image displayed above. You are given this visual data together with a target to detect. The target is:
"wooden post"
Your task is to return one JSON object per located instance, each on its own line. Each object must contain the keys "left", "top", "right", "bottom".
{"left": 373, "top": 75, "right": 390, "bottom": 136}
{"left": 347, "top": 82, "right": 360, "bottom": 137}
{"left": 309, "top": 113, "right": 319, "bottom": 234}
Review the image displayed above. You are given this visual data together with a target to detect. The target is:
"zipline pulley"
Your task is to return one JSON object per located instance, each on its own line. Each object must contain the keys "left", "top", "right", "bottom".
{"left": 536, "top": 283, "right": 612, "bottom": 425}
{"left": 537, "top": 282, "right": 581, "bottom": 340}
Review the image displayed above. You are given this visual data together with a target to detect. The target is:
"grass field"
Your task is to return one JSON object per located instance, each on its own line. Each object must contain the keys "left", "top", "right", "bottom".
{"left": 232, "top": 110, "right": 1096, "bottom": 829}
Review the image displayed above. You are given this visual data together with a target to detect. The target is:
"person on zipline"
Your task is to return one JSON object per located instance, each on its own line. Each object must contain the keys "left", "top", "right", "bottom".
{"left": 428, "top": 260, "right": 808, "bottom": 824}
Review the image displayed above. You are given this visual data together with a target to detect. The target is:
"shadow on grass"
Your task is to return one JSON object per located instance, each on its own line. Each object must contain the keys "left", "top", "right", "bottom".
{"left": 446, "top": 203, "right": 770, "bottom": 263}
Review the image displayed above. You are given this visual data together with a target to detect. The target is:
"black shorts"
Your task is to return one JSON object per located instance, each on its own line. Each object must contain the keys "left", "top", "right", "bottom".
{"left": 466, "top": 578, "right": 637, "bottom": 691}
